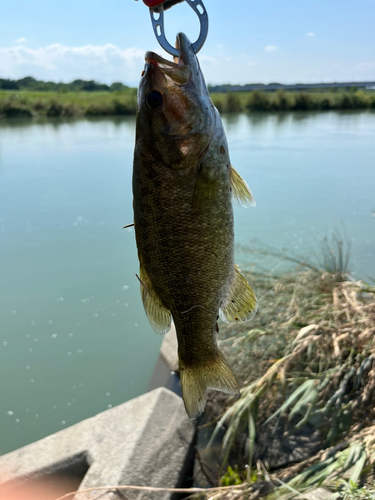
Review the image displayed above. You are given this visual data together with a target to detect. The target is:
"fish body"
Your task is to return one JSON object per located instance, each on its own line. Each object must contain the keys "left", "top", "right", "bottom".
{"left": 133, "top": 33, "right": 256, "bottom": 417}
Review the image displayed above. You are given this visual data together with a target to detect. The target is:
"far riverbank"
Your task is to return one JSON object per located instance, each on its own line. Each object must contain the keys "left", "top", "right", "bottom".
{"left": 1, "top": 89, "right": 374, "bottom": 119}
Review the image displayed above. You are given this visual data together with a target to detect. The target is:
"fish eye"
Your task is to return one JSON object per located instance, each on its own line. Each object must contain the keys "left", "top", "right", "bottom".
{"left": 146, "top": 91, "right": 163, "bottom": 109}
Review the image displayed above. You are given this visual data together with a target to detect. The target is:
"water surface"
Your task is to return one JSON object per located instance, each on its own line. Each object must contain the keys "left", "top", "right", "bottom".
{"left": 0, "top": 111, "right": 374, "bottom": 454}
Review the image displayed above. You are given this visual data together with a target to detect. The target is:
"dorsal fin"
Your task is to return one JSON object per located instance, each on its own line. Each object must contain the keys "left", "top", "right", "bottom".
{"left": 230, "top": 166, "right": 255, "bottom": 208}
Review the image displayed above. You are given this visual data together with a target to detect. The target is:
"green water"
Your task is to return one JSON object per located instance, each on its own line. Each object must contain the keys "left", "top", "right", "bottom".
{"left": 229, "top": 111, "right": 375, "bottom": 277}
{"left": 0, "top": 111, "right": 374, "bottom": 454}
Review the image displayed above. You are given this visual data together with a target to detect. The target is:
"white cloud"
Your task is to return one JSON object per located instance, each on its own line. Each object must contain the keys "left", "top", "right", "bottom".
{"left": 306, "top": 32, "right": 315, "bottom": 37}
{"left": 356, "top": 61, "right": 375, "bottom": 71}
{"left": 264, "top": 45, "right": 278, "bottom": 52}
{"left": 199, "top": 54, "right": 215, "bottom": 63}
{"left": 0, "top": 42, "right": 145, "bottom": 84}
{"left": 15, "top": 37, "right": 27, "bottom": 44}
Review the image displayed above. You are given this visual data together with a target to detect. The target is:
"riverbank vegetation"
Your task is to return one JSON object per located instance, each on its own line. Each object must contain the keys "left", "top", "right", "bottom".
{"left": 0, "top": 89, "right": 138, "bottom": 119}
{"left": 213, "top": 89, "right": 375, "bottom": 113}
{"left": 0, "top": 88, "right": 374, "bottom": 119}
{"left": 192, "top": 236, "right": 375, "bottom": 500}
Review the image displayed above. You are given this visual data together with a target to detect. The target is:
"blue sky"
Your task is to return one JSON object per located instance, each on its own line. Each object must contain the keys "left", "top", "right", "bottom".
{"left": 0, "top": 0, "right": 374, "bottom": 86}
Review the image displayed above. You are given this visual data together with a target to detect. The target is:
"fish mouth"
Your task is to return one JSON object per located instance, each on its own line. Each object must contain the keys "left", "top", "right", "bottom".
{"left": 145, "top": 34, "right": 191, "bottom": 84}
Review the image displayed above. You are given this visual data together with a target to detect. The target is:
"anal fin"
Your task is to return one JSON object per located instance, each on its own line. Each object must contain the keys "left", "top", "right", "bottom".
{"left": 139, "top": 266, "right": 172, "bottom": 334}
{"left": 230, "top": 166, "right": 255, "bottom": 207}
{"left": 219, "top": 264, "right": 257, "bottom": 323}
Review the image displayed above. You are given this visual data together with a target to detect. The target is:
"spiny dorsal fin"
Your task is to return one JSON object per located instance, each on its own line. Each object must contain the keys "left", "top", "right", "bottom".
{"left": 230, "top": 166, "right": 255, "bottom": 208}
{"left": 179, "top": 350, "right": 239, "bottom": 418}
{"left": 219, "top": 264, "right": 257, "bottom": 323}
{"left": 139, "top": 266, "right": 172, "bottom": 334}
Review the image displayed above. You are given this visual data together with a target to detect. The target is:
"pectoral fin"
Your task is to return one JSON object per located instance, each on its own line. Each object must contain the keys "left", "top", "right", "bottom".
{"left": 230, "top": 166, "right": 255, "bottom": 207}
{"left": 219, "top": 265, "right": 257, "bottom": 323}
{"left": 139, "top": 266, "right": 172, "bottom": 334}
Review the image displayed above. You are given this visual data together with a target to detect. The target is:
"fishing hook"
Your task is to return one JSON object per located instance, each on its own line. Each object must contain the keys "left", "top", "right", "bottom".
{"left": 148, "top": 0, "right": 209, "bottom": 57}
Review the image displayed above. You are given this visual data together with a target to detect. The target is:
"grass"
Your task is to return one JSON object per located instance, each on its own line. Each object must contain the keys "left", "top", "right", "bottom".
{"left": 0, "top": 89, "right": 137, "bottom": 118}
{"left": 191, "top": 235, "right": 375, "bottom": 500}
{"left": 212, "top": 90, "right": 375, "bottom": 113}
{"left": 211, "top": 90, "right": 375, "bottom": 113}
{"left": 0, "top": 89, "right": 374, "bottom": 119}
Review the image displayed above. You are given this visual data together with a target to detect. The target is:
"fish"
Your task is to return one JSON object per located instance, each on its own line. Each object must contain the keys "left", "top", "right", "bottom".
{"left": 132, "top": 33, "right": 257, "bottom": 418}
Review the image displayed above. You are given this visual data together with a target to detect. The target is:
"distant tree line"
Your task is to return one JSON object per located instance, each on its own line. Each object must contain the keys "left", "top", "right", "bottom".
{"left": 3, "top": 76, "right": 374, "bottom": 94}
{"left": 208, "top": 81, "right": 375, "bottom": 93}
{"left": 0, "top": 76, "right": 129, "bottom": 92}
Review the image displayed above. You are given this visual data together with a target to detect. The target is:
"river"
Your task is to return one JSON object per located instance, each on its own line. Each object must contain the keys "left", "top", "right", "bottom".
{"left": 0, "top": 111, "right": 374, "bottom": 454}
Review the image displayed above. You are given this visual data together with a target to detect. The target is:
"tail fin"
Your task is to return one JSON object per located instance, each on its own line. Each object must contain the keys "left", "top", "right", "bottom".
{"left": 179, "top": 350, "right": 239, "bottom": 418}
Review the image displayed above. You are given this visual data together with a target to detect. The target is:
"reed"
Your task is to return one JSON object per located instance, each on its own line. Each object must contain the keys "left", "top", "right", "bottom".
{"left": 0, "top": 90, "right": 138, "bottom": 118}
{"left": 192, "top": 236, "right": 375, "bottom": 499}
{"left": 211, "top": 90, "right": 375, "bottom": 113}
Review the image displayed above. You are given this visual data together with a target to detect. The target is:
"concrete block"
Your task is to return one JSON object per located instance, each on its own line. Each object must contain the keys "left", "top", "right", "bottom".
{"left": 0, "top": 388, "right": 195, "bottom": 500}
{"left": 160, "top": 325, "right": 179, "bottom": 372}
{"left": 147, "top": 325, "right": 182, "bottom": 397}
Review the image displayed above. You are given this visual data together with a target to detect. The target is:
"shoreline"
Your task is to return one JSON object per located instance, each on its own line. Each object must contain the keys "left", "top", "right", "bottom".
{"left": 1, "top": 89, "right": 374, "bottom": 119}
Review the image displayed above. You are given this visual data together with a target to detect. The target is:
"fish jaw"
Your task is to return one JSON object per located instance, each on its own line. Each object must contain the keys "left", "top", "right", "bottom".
{"left": 140, "top": 32, "right": 209, "bottom": 93}
{"left": 136, "top": 34, "right": 215, "bottom": 169}
{"left": 175, "top": 32, "right": 210, "bottom": 98}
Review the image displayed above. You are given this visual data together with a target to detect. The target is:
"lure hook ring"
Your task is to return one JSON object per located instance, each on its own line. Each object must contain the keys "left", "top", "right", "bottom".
{"left": 149, "top": 0, "right": 209, "bottom": 57}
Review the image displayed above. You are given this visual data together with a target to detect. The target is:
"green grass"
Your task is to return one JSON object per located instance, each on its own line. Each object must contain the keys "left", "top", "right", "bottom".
{"left": 211, "top": 89, "right": 375, "bottom": 113}
{"left": 0, "top": 89, "right": 137, "bottom": 118}
{"left": 0, "top": 89, "right": 374, "bottom": 119}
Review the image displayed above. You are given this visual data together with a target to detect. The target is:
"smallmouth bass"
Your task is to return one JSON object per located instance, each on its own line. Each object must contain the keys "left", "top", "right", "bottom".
{"left": 133, "top": 33, "right": 257, "bottom": 418}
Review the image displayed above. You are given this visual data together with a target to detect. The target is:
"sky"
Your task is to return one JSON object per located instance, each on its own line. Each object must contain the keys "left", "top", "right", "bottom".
{"left": 0, "top": 0, "right": 374, "bottom": 87}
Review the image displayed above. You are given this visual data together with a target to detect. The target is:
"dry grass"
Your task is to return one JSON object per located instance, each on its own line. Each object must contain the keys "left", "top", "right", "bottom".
{"left": 192, "top": 242, "right": 375, "bottom": 500}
